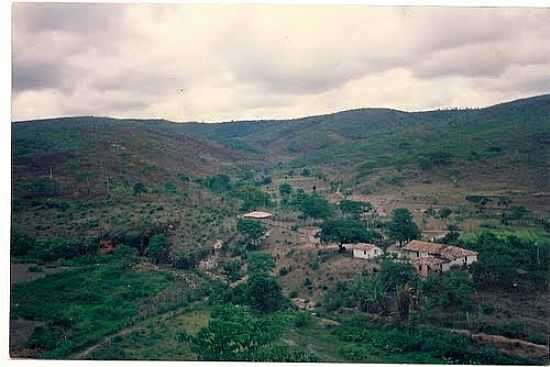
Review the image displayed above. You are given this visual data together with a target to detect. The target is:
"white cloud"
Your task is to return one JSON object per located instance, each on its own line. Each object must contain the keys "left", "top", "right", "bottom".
{"left": 11, "top": 4, "right": 550, "bottom": 122}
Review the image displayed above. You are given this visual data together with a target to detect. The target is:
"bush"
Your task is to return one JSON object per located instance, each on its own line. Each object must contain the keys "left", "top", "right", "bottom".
{"left": 30, "top": 238, "right": 97, "bottom": 262}
{"left": 26, "top": 324, "right": 65, "bottom": 350}
{"left": 146, "top": 233, "right": 170, "bottom": 264}
{"left": 222, "top": 259, "right": 242, "bottom": 282}
{"left": 246, "top": 275, "right": 284, "bottom": 313}
{"left": 439, "top": 207, "right": 452, "bottom": 219}
{"left": 133, "top": 182, "right": 147, "bottom": 195}
{"left": 172, "top": 247, "right": 210, "bottom": 270}
{"left": 308, "top": 257, "right": 320, "bottom": 270}
{"left": 11, "top": 230, "right": 35, "bottom": 256}
{"left": 278, "top": 267, "right": 289, "bottom": 276}
{"left": 294, "top": 311, "right": 311, "bottom": 328}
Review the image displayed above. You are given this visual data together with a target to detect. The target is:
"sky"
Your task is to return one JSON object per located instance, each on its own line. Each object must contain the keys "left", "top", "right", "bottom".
{"left": 11, "top": 2, "right": 550, "bottom": 122}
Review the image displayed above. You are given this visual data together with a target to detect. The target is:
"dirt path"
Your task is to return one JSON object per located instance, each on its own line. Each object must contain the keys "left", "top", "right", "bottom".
{"left": 72, "top": 322, "right": 141, "bottom": 359}
{"left": 450, "top": 329, "right": 549, "bottom": 359}
{"left": 71, "top": 299, "right": 206, "bottom": 360}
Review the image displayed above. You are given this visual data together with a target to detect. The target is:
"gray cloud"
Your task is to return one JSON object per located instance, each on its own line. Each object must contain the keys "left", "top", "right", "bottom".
{"left": 11, "top": 3, "right": 550, "bottom": 122}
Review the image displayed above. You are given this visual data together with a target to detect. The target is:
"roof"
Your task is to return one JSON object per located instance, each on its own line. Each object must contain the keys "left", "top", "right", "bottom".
{"left": 348, "top": 243, "right": 381, "bottom": 252}
{"left": 440, "top": 246, "right": 478, "bottom": 259}
{"left": 242, "top": 211, "right": 272, "bottom": 219}
{"left": 403, "top": 240, "right": 478, "bottom": 260}
{"left": 403, "top": 240, "right": 447, "bottom": 254}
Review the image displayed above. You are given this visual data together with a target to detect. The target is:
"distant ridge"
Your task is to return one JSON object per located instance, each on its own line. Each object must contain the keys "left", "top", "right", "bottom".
{"left": 12, "top": 93, "right": 550, "bottom": 125}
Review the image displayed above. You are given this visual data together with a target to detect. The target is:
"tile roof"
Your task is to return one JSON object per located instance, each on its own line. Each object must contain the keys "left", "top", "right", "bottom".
{"left": 403, "top": 240, "right": 478, "bottom": 260}
{"left": 402, "top": 240, "right": 447, "bottom": 254}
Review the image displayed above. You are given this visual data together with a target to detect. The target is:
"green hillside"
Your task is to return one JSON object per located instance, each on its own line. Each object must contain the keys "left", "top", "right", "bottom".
{"left": 10, "top": 95, "right": 550, "bottom": 362}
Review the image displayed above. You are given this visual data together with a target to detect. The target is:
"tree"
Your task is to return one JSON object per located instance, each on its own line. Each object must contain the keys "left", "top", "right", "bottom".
{"left": 340, "top": 200, "right": 372, "bottom": 220}
{"left": 237, "top": 219, "right": 267, "bottom": 247}
{"left": 300, "top": 193, "right": 332, "bottom": 219}
{"left": 509, "top": 206, "right": 529, "bottom": 221}
{"left": 279, "top": 182, "right": 293, "bottom": 196}
{"left": 203, "top": 174, "right": 232, "bottom": 193}
{"left": 146, "top": 233, "right": 170, "bottom": 264}
{"left": 441, "top": 224, "right": 460, "bottom": 244}
{"left": 422, "top": 271, "right": 474, "bottom": 311}
{"left": 223, "top": 259, "right": 242, "bottom": 282}
{"left": 319, "top": 219, "right": 380, "bottom": 250}
{"left": 439, "top": 207, "right": 452, "bottom": 219}
{"left": 377, "top": 258, "right": 417, "bottom": 293}
{"left": 133, "top": 182, "right": 147, "bottom": 195}
{"left": 246, "top": 274, "right": 284, "bottom": 313}
{"left": 183, "top": 305, "right": 282, "bottom": 360}
{"left": 247, "top": 251, "right": 275, "bottom": 276}
{"left": 349, "top": 275, "right": 386, "bottom": 313}
{"left": 11, "top": 229, "right": 35, "bottom": 256}
{"left": 388, "top": 208, "right": 420, "bottom": 245}
{"left": 465, "top": 195, "right": 491, "bottom": 214}
{"left": 28, "top": 177, "right": 59, "bottom": 197}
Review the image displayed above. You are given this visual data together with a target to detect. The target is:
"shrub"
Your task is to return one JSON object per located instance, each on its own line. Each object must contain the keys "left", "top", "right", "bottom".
{"left": 278, "top": 267, "right": 289, "bottom": 276}
{"left": 294, "top": 311, "right": 311, "bottom": 328}
{"left": 133, "top": 182, "right": 147, "bottom": 195}
{"left": 146, "top": 233, "right": 170, "bottom": 264}
{"left": 308, "top": 257, "right": 320, "bottom": 270}
{"left": 222, "top": 259, "right": 242, "bottom": 282}
{"left": 11, "top": 230, "right": 35, "bottom": 256}
{"left": 246, "top": 274, "right": 284, "bottom": 313}
{"left": 439, "top": 207, "right": 452, "bottom": 218}
{"left": 172, "top": 247, "right": 210, "bottom": 270}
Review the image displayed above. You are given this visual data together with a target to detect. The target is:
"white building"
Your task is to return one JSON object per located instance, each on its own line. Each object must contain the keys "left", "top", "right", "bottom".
{"left": 349, "top": 243, "right": 383, "bottom": 259}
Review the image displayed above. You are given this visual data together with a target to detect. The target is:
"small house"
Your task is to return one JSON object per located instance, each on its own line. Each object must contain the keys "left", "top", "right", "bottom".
{"left": 242, "top": 211, "right": 273, "bottom": 220}
{"left": 350, "top": 243, "right": 383, "bottom": 260}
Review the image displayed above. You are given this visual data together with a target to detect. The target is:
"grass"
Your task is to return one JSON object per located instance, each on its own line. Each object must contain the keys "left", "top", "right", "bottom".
{"left": 461, "top": 225, "right": 550, "bottom": 242}
{"left": 89, "top": 307, "right": 211, "bottom": 360}
{"left": 11, "top": 259, "right": 174, "bottom": 358}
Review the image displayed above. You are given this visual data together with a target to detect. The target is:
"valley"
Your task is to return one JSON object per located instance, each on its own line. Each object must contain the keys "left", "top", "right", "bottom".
{"left": 9, "top": 95, "right": 550, "bottom": 363}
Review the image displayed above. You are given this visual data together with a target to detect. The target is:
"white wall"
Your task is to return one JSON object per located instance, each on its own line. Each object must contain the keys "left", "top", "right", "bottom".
{"left": 353, "top": 248, "right": 382, "bottom": 259}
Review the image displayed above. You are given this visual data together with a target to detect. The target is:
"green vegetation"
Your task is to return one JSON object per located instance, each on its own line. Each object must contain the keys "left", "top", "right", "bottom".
{"left": 333, "top": 317, "right": 533, "bottom": 365}
{"left": 463, "top": 232, "right": 549, "bottom": 290}
{"left": 237, "top": 219, "right": 267, "bottom": 247}
{"left": 146, "top": 233, "right": 170, "bottom": 264}
{"left": 11, "top": 248, "right": 173, "bottom": 358}
{"left": 10, "top": 95, "right": 550, "bottom": 362}
{"left": 320, "top": 219, "right": 380, "bottom": 249}
{"left": 387, "top": 208, "right": 420, "bottom": 245}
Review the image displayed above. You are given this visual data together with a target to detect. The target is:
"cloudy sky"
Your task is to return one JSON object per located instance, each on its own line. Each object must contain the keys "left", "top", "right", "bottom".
{"left": 11, "top": 2, "right": 550, "bottom": 122}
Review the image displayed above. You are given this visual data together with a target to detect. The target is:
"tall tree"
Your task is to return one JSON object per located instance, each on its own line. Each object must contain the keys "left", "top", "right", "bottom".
{"left": 319, "top": 219, "right": 380, "bottom": 250}
{"left": 388, "top": 208, "right": 420, "bottom": 245}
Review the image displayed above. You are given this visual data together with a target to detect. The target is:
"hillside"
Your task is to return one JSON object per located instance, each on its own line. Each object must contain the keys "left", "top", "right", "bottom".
{"left": 177, "top": 94, "right": 549, "bottom": 188}
{"left": 10, "top": 94, "right": 550, "bottom": 362}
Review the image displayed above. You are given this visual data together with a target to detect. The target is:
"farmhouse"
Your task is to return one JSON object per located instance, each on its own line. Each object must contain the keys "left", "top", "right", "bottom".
{"left": 242, "top": 211, "right": 272, "bottom": 220}
{"left": 402, "top": 240, "right": 478, "bottom": 277}
{"left": 349, "top": 243, "right": 383, "bottom": 259}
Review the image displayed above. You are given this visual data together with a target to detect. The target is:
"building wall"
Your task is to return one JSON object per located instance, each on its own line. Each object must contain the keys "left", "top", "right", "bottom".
{"left": 405, "top": 251, "right": 429, "bottom": 259}
{"left": 353, "top": 248, "right": 381, "bottom": 259}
